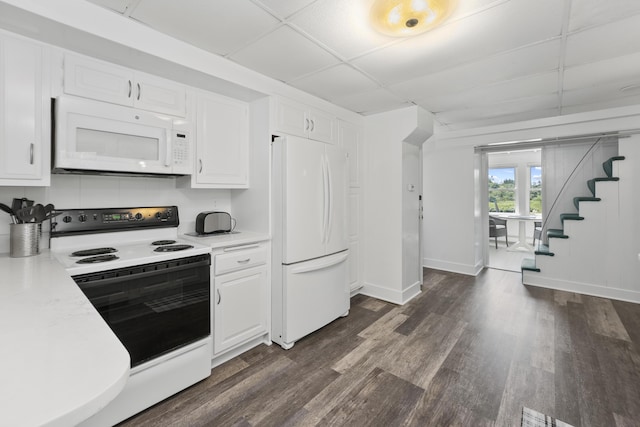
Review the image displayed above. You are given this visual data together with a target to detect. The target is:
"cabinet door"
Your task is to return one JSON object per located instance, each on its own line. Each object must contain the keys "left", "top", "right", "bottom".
{"left": 195, "top": 93, "right": 249, "bottom": 188}
{"left": 308, "top": 108, "right": 336, "bottom": 144}
{"left": 274, "top": 97, "right": 308, "bottom": 139}
{"left": 0, "top": 36, "right": 48, "bottom": 184}
{"left": 64, "top": 54, "right": 134, "bottom": 106}
{"left": 214, "top": 265, "right": 268, "bottom": 354}
{"left": 135, "top": 71, "right": 186, "bottom": 117}
{"left": 339, "top": 121, "right": 361, "bottom": 187}
{"left": 325, "top": 143, "right": 348, "bottom": 255}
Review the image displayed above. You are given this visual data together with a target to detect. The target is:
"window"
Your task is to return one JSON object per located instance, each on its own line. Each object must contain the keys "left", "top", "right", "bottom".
{"left": 488, "top": 167, "right": 516, "bottom": 212}
{"left": 530, "top": 166, "right": 542, "bottom": 213}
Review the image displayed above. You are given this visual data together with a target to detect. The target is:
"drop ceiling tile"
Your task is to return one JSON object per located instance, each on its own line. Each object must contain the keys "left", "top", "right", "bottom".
{"left": 290, "top": 64, "right": 380, "bottom": 101}
{"left": 331, "top": 89, "right": 410, "bottom": 115}
{"left": 229, "top": 25, "right": 339, "bottom": 82}
{"left": 87, "top": 0, "right": 133, "bottom": 13}
{"left": 388, "top": 40, "right": 561, "bottom": 100}
{"left": 565, "top": 14, "right": 640, "bottom": 67}
{"left": 435, "top": 94, "right": 558, "bottom": 123}
{"left": 352, "top": 0, "right": 564, "bottom": 85}
{"left": 562, "top": 94, "right": 640, "bottom": 115}
{"left": 290, "top": 0, "right": 398, "bottom": 60}
{"left": 130, "top": 0, "right": 281, "bottom": 56}
{"left": 562, "top": 82, "right": 640, "bottom": 108}
{"left": 441, "top": 108, "right": 559, "bottom": 130}
{"left": 414, "top": 72, "right": 558, "bottom": 112}
{"left": 569, "top": 0, "right": 640, "bottom": 32}
{"left": 255, "top": 0, "right": 318, "bottom": 19}
{"left": 563, "top": 52, "right": 640, "bottom": 91}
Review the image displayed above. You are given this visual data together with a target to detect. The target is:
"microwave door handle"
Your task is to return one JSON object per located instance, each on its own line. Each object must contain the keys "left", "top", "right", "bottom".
{"left": 165, "top": 130, "right": 172, "bottom": 167}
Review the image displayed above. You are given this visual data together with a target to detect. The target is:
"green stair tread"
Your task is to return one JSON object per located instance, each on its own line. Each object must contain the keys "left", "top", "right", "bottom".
{"left": 603, "top": 156, "right": 625, "bottom": 178}
{"left": 587, "top": 177, "right": 620, "bottom": 196}
{"left": 521, "top": 258, "right": 540, "bottom": 272}
{"left": 535, "top": 244, "right": 554, "bottom": 256}
{"left": 547, "top": 228, "right": 568, "bottom": 239}
{"left": 573, "top": 196, "right": 601, "bottom": 210}
{"left": 560, "top": 213, "right": 584, "bottom": 223}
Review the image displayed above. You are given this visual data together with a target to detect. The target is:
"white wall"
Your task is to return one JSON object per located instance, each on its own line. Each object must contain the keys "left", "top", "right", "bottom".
{"left": 617, "top": 136, "right": 640, "bottom": 294}
{"left": 0, "top": 175, "right": 230, "bottom": 253}
{"left": 423, "top": 143, "right": 479, "bottom": 275}
{"left": 362, "top": 106, "right": 430, "bottom": 304}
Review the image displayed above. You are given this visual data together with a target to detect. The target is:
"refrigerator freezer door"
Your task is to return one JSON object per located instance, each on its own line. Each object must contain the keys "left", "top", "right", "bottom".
{"left": 324, "top": 143, "right": 348, "bottom": 255}
{"left": 282, "top": 137, "right": 327, "bottom": 264}
{"left": 282, "top": 251, "right": 349, "bottom": 347}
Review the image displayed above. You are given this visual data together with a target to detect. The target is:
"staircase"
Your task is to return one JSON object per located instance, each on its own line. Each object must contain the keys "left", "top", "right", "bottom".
{"left": 521, "top": 137, "right": 640, "bottom": 302}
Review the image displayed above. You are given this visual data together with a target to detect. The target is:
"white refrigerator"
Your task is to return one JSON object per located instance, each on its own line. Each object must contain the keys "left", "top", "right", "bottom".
{"left": 271, "top": 135, "right": 349, "bottom": 349}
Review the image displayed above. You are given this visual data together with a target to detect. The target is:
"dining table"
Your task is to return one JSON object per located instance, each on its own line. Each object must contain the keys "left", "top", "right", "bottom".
{"left": 496, "top": 214, "right": 541, "bottom": 252}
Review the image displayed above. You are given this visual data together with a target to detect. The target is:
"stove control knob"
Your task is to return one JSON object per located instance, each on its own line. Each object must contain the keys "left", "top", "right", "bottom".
{"left": 135, "top": 212, "right": 143, "bottom": 220}
{"left": 155, "top": 212, "right": 162, "bottom": 219}
{"left": 63, "top": 215, "right": 72, "bottom": 223}
{"left": 78, "top": 214, "right": 87, "bottom": 222}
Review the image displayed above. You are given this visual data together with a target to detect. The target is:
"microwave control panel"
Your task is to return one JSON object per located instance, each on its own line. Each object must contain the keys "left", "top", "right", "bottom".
{"left": 172, "top": 130, "right": 191, "bottom": 174}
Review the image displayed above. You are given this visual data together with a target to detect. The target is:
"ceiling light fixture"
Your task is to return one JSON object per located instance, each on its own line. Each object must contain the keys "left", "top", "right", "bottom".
{"left": 487, "top": 138, "right": 542, "bottom": 146}
{"left": 370, "top": 0, "right": 457, "bottom": 37}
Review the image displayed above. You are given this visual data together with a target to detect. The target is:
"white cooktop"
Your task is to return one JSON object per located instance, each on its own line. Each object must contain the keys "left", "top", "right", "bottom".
{"left": 50, "top": 229, "right": 211, "bottom": 276}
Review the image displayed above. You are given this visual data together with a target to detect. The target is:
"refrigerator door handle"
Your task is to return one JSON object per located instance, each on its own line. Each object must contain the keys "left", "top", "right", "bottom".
{"left": 290, "top": 252, "right": 348, "bottom": 274}
{"left": 326, "top": 153, "right": 333, "bottom": 243}
{"left": 322, "top": 154, "right": 329, "bottom": 244}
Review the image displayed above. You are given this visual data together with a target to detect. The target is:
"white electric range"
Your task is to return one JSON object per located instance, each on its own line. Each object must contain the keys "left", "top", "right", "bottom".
{"left": 50, "top": 206, "right": 212, "bottom": 427}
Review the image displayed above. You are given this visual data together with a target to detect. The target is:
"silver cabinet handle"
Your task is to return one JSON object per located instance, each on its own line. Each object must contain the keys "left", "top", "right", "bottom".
{"left": 217, "top": 289, "right": 221, "bottom": 305}
{"left": 237, "top": 258, "right": 251, "bottom": 264}
{"left": 305, "top": 118, "right": 310, "bottom": 131}
{"left": 310, "top": 119, "right": 315, "bottom": 132}
{"left": 29, "top": 143, "right": 34, "bottom": 165}
{"left": 198, "top": 159, "right": 203, "bottom": 173}
{"left": 128, "top": 80, "right": 132, "bottom": 98}
{"left": 137, "top": 83, "right": 141, "bottom": 100}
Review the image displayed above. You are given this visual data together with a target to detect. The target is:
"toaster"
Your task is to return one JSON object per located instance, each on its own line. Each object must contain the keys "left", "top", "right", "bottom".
{"left": 195, "top": 211, "right": 235, "bottom": 234}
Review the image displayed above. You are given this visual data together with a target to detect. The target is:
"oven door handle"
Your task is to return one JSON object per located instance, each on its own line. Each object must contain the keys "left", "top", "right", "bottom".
{"left": 74, "top": 256, "right": 211, "bottom": 289}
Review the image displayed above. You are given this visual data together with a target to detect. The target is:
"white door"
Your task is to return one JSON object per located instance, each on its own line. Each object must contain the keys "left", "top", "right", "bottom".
{"left": 325, "top": 143, "right": 348, "bottom": 255}
{"left": 282, "top": 136, "right": 326, "bottom": 264}
{"left": 282, "top": 251, "right": 349, "bottom": 346}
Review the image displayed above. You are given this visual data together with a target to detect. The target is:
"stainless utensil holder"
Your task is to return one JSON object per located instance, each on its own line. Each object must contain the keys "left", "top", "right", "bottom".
{"left": 10, "top": 222, "right": 41, "bottom": 258}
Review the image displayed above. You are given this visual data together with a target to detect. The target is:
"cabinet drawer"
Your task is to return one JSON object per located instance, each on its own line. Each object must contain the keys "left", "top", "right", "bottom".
{"left": 215, "top": 246, "right": 267, "bottom": 275}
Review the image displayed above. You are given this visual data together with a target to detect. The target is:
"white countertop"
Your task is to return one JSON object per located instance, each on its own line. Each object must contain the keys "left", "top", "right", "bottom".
{"left": 182, "top": 230, "right": 270, "bottom": 249}
{"left": 0, "top": 251, "right": 130, "bottom": 427}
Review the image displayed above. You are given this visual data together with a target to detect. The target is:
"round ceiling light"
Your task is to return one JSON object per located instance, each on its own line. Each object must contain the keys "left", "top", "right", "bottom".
{"left": 370, "top": 0, "right": 457, "bottom": 37}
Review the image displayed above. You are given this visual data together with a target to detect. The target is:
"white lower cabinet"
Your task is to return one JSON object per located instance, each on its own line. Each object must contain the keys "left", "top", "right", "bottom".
{"left": 212, "top": 243, "right": 269, "bottom": 357}
{"left": 214, "top": 265, "right": 268, "bottom": 354}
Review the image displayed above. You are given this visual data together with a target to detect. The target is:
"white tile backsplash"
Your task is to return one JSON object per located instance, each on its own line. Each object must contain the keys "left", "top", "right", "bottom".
{"left": 0, "top": 174, "right": 231, "bottom": 253}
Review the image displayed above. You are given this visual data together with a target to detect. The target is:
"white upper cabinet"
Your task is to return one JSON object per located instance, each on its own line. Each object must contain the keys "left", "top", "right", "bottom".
{"left": 191, "top": 91, "right": 249, "bottom": 188}
{"left": 63, "top": 54, "right": 186, "bottom": 117}
{"left": 273, "top": 96, "right": 336, "bottom": 144}
{"left": 0, "top": 34, "right": 50, "bottom": 186}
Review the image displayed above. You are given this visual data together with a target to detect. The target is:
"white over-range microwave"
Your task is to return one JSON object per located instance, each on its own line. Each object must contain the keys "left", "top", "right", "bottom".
{"left": 53, "top": 96, "right": 191, "bottom": 176}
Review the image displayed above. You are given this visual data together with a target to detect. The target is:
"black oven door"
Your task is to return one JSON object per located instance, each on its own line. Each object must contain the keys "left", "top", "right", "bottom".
{"left": 73, "top": 254, "right": 211, "bottom": 367}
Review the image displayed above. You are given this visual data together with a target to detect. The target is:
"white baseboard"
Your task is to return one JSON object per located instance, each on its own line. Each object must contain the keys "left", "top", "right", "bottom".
{"left": 423, "top": 257, "right": 481, "bottom": 276}
{"left": 523, "top": 272, "right": 640, "bottom": 304}
{"left": 360, "top": 280, "right": 421, "bottom": 305}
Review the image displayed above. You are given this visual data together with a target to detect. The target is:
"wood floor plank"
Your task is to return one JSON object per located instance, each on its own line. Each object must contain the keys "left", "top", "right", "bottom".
{"left": 319, "top": 367, "right": 424, "bottom": 426}
{"left": 583, "top": 296, "right": 632, "bottom": 341}
{"left": 554, "top": 349, "right": 582, "bottom": 426}
{"left": 380, "top": 312, "right": 466, "bottom": 389}
{"left": 494, "top": 362, "right": 555, "bottom": 426}
{"left": 566, "top": 301, "right": 616, "bottom": 427}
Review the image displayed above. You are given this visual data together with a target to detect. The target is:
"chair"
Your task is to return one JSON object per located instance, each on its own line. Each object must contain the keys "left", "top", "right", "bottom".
{"left": 489, "top": 216, "right": 509, "bottom": 249}
{"left": 532, "top": 220, "right": 542, "bottom": 247}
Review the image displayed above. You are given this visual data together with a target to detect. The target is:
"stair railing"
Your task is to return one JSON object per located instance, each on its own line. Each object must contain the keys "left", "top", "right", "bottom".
{"left": 539, "top": 137, "right": 605, "bottom": 247}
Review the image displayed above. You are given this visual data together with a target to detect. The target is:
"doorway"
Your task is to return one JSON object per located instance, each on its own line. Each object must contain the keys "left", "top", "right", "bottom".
{"left": 485, "top": 149, "right": 542, "bottom": 272}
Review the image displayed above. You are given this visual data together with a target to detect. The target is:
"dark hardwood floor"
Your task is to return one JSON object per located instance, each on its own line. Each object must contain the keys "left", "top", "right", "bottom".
{"left": 119, "top": 268, "right": 640, "bottom": 426}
